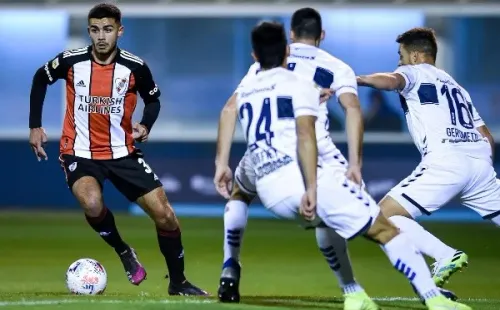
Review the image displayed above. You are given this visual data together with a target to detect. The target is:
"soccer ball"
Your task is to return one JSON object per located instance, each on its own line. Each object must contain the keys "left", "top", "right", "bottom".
{"left": 65, "top": 258, "right": 107, "bottom": 295}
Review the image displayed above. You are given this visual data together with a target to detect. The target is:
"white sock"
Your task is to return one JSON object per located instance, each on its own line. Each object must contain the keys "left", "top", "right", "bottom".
{"left": 382, "top": 233, "right": 441, "bottom": 301}
{"left": 223, "top": 200, "right": 249, "bottom": 264}
{"left": 389, "top": 215, "right": 456, "bottom": 262}
{"left": 315, "top": 227, "right": 364, "bottom": 294}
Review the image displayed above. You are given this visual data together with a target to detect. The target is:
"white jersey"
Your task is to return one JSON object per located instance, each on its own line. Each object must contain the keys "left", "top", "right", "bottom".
{"left": 235, "top": 67, "right": 320, "bottom": 188}
{"left": 395, "top": 64, "right": 490, "bottom": 159}
{"left": 237, "top": 42, "right": 358, "bottom": 141}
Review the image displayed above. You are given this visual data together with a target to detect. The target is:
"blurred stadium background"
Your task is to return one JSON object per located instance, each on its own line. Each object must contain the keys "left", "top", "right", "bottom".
{"left": 1, "top": 0, "right": 499, "bottom": 221}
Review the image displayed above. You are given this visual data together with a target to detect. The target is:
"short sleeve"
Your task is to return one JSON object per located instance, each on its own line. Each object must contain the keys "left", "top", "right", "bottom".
{"left": 394, "top": 65, "right": 418, "bottom": 95}
{"left": 291, "top": 80, "right": 320, "bottom": 118}
{"left": 135, "top": 62, "right": 161, "bottom": 103}
{"left": 235, "top": 62, "right": 260, "bottom": 93}
{"left": 330, "top": 65, "right": 358, "bottom": 97}
{"left": 43, "top": 53, "right": 69, "bottom": 85}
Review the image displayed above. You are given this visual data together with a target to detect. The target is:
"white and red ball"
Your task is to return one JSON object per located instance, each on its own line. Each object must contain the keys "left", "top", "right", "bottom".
{"left": 66, "top": 258, "right": 107, "bottom": 295}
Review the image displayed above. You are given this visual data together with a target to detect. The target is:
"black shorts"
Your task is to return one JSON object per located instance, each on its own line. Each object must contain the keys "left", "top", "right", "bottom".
{"left": 59, "top": 150, "right": 163, "bottom": 202}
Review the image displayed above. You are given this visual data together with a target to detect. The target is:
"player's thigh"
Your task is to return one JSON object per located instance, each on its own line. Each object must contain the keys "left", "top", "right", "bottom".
{"left": 59, "top": 155, "right": 106, "bottom": 212}
{"left": 461, "top": 159, "right": 500, "bottom": 220}
{"left": 230, "top": 181, "right": 255, "bottom": 205}
{"left": 316, "top": 169, "right": 380, "bottom": 240}
{"left": 106, "top": 152, "right": 162, "bottom": 203}
{"left": 234, "top": 153, "right": 257, "bottom": 199}
{"left": 385, "top": 161, "right": 465, "bottom": 219}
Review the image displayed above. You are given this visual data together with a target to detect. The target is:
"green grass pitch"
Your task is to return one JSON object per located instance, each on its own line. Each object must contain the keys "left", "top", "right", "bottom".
{"left": 0, "top": 211, "right": 499, "bottom": 309}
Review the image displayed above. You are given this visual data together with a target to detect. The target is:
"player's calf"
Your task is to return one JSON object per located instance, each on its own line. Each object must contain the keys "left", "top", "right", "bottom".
{"left": 136, "top": 187, "right": 208, "bottom": 295}
{"left": 219, "top": 183, "right": 254, "bottom": 303}
{"left": 380, "top": 196, "right": 467, "bottom": 287}
{"left": 73, "top": 176, "right": 129, "bottom": 254}
{"left": 364, "top": 214, "right": 447, "bottom": 304}
{"left": 72, "top": 176, "right": 144, "bottom": 284}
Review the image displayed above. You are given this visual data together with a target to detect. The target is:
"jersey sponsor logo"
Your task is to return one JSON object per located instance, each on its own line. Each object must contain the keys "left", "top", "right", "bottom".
{"left": 249, "top": 148, "right": 293, "bottom": 179}
{"left": 240, "top": 84, "right": 276, "bottom": 98}
{"left": 289, "top": 53, "right": 316, "bottom": 60}
{"left": 44, "top": 63, "right": 54, "bottom": 82}
{"left": 51, "top": 58, "right": 59, "bottom": 69}
{"left": 115, "top": 77, "right": 129, "bottom": 95}
{"left": 76, "top": 95, "right": 124, "bottom": 115}
{"left": 148, "top": 84, "right": 159, "bottom": 96}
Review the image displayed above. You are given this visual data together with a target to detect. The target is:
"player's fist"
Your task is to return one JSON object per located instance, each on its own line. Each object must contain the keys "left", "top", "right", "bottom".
{"left": 345, "top": 164, "right": 362, "bottom": 188}
{"left": 214, "top": 164, "right": 233, "bottom": 199}
{"left": 319, "top": 88, "right": 334, "bottom": 103}
{"left": 29, "top": 127, "right": 48, "bottom": 162}
{"left": 132, "top": 123, "right": 149, "bottom": 143}
{"left": 300, "top": 187, "right": 317, "bottom": 222}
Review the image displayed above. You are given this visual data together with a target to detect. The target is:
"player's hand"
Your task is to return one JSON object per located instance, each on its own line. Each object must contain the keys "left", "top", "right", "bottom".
{"left": 300, "top": 187, "right": 317, "bottom": 221}
{"left": 320, "top": 88, "right": 334, "bottom": 103}
{"left": 214, "top": 164, "right": 233, "bottom": 199}
{"left": 29, "top": 127, "right": 48, "bottom": 161}
{"left": 345, "top": 164, "right": 363, "bottom": 188}
{"left": 132, "top": 123, "right": 149, "bottom": 143}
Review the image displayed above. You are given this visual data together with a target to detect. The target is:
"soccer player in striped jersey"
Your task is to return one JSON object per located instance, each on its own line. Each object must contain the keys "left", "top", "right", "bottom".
{"left": 357, "top": 27, "right": 499, "bottom": 288}
{"left": 28, "top": 3, "right": 207, "bottom": 296}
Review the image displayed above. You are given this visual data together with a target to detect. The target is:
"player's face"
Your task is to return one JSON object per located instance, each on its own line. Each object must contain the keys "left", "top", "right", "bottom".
{"left": 88, "top": 18, "right": 123, "bottom": 54}
{"left": 398, "top": 44, "right": 411, "bottom": 66}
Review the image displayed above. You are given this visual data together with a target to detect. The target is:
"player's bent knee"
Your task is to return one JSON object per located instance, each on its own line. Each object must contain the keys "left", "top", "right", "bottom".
{"left": 379, "top": 195, "right": 413, "bottom": 219}
{"left": 71, "top": 176, "right": 104, "bottom": 216}
{"left": 153, "top": 206, "right": 178, "bottom": 231}
{"left": 364, "top": 213, "right": 399, "bottom": 245}
{"left": 137, "top": 187, "right": 179, "bottom": 230}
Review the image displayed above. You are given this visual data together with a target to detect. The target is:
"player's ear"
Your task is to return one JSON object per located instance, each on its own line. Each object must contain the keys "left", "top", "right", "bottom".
{"left": 251, "top": 51, "right": 257, "bottom": 62}
{"left": 320, "top": 30, "right": 325, "bottom": 41}
{"left": 410, "top": 51, "right": 419, "bottom": 65}
{"left": 290, "top": 30, "right": 296, "bottom": 42}
{"left": 117, "top": 25, "right": 124, "bottom": 38}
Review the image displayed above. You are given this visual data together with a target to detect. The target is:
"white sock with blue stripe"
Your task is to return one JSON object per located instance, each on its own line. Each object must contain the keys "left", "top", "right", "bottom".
{"left": 382, "top": 233, "right": 441, "bottom": 301}
{"left": 223, "top": 200, "right": 248, "bottom": 267}
{"left": 315, "top": 227, "right": 364, "bottom": 294}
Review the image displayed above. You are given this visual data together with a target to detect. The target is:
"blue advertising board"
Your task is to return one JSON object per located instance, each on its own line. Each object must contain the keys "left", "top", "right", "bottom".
{"left": 3, "top": 140, "right": 497, "bottom": 223}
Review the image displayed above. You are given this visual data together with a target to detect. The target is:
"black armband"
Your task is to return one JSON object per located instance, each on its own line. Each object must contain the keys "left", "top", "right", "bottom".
{"left": 29, "top": 67, "right": 50, "bottom": 128}
{"left": 140, "top": 100, "right": 161, "bottom": 133}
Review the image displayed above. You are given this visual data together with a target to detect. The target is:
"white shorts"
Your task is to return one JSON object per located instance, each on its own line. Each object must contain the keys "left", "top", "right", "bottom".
{"left": 387, "top": 153, "right": 500, "bottom": 219}
{"left": 234, "top": 136, "right": 346, "bottom": 196}
{"left": 257, "top": 164, "right": 380, "bottom": 240}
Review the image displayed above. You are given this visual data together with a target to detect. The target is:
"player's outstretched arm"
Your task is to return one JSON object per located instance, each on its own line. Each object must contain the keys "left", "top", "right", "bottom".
{"left": 356, "top": 73, "right": 406, "bottom": 91}
{"left": 215, "top": 93, "right": 238, "bottom": 167}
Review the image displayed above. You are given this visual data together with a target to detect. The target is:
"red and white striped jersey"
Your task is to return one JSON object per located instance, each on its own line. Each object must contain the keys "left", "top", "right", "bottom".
{"left": 43, "top": 46, "right": 161, "bottom": 160}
